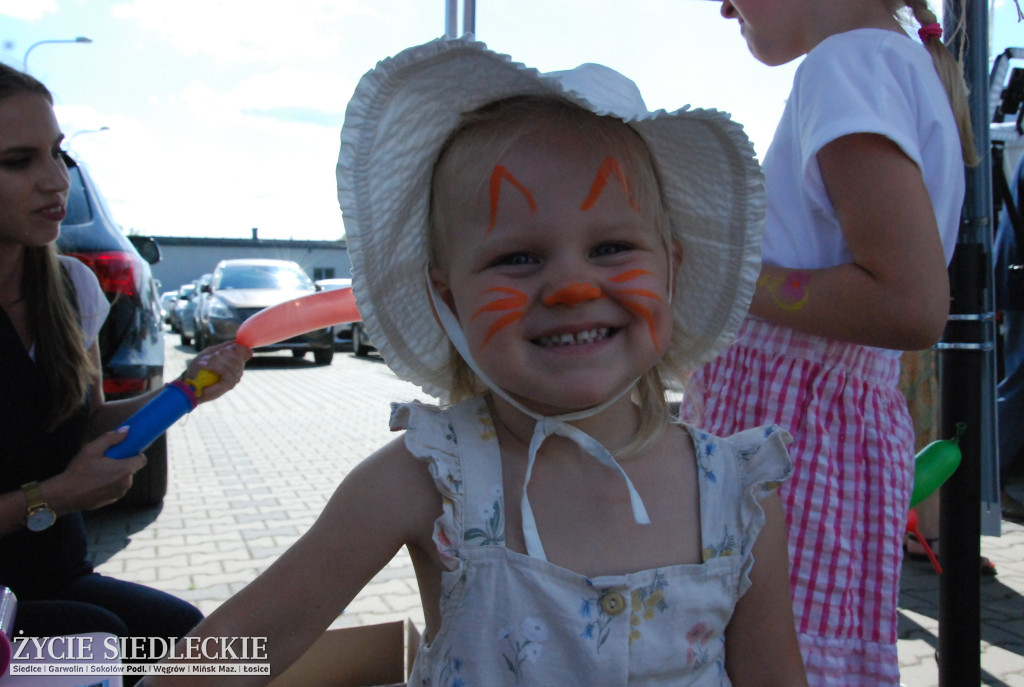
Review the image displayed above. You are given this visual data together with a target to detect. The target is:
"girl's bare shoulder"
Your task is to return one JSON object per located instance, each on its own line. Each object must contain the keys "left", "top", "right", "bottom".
{"left": 331, "top": 434, "right": 443, "bottom": 538}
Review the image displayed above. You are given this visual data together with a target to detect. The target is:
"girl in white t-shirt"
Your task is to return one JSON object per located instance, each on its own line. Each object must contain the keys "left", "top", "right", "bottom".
{"left": 682, "top": 0, "right": 979, "bottom": 684}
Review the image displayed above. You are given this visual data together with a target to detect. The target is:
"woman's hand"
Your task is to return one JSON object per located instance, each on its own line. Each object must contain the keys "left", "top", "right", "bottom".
{"left": 44, "top": 428, "right": 147, "bottom": 515}
{"left": 183, "top": 341, "right": 253, "bottom": 404}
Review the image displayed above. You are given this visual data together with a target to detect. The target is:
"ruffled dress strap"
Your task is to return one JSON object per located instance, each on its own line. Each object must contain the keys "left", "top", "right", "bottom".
{"left": 390, "top": 396, "right": 503, "bottom": 571}
{"left": 688, "top": 423, "right": 793, "bottom": 601}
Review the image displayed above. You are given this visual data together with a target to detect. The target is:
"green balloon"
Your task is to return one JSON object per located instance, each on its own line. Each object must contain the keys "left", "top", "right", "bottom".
{"left": 909, "top": 423, "right": 965, "bottom": 508}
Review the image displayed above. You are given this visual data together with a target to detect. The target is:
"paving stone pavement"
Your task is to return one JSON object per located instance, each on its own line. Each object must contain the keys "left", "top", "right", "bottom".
{"left": 83, "top": 335, "right": 1024, "bottom": 685}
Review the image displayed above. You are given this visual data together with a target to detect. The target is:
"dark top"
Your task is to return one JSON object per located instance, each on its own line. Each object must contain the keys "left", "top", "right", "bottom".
{"left": 0, "top": 283, "right": 94, "bottom": 599}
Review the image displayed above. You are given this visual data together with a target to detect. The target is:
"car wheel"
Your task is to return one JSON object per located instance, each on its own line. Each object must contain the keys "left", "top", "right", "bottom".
{"left": 313, "top": 347, "right": 334, "bottom": 365}
{"left": 194, "top": 327, "right": 205, "bottom": 352}
{"left": 292, "top": 349, "right": 307, "bottom": 359}
{"left": 352, "top": 323, "right": 371, "bottom": 357}
{"left": 118, "top": 433, "right": 168, "bottom": 507}
{"left": 180, "top": 332, "right": 192, "bottom": 347}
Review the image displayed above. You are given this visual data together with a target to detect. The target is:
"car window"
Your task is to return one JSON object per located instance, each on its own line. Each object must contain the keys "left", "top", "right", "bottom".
{"left": 216, "top": 265, "right": 314, "bottom": 291}
{"left": 63, "top": 167, "right": 94, "bottom": 226}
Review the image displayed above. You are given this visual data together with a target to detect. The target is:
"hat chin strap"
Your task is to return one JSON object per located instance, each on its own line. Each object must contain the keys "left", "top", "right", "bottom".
{"left": 425, "top": 271, "right": 650, "bottom": 562}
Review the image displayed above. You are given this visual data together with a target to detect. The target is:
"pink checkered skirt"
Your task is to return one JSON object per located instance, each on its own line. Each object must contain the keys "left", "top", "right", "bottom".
{"left": 681, "top": 318, "right": 914, "bottom": 686}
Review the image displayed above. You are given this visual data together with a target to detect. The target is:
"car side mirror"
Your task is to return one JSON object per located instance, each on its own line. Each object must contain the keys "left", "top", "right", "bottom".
{"left": 128, "top": 236, "right": 162, "bottom": 265}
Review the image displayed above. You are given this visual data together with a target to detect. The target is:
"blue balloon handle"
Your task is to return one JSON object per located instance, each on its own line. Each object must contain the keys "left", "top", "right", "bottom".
{"left": 105, "top": 381, "right": 198, "bottom": 459}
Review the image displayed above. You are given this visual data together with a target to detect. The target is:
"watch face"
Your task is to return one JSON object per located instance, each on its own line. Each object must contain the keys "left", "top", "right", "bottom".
{"left": 26, "top": 508, "right": 57, "bottom": 532}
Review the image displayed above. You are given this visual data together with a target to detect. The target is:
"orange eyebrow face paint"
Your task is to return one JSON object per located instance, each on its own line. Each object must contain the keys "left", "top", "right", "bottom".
{"left": 488, "top": 165, "right": 537, "bottom": 232}
{"left": 580, "top": 157, "right": 639, "bottom": 212}
{"left": 473, "top": 287, "right": 528, "bottom": 345}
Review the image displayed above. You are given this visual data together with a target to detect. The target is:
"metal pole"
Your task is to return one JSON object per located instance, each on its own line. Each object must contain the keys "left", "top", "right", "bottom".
{"left": 936, "top": 0, "right": 994, "bottom": 682}
{"left": 22, "top": 36, "right": 92, "bottom": 73}
{"left": 464, "top": 0, "right": 476, "bottom": 36}
{"left": 445, "top": 0, "right": 458, "bottom": 38}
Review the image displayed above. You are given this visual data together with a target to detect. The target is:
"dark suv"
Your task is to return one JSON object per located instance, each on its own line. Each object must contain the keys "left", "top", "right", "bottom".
{"left": 55, "top": 154, "right": 167, "bottom": 507}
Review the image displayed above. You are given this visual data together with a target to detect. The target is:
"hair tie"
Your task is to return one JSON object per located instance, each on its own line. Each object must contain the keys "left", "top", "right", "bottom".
{"left": 918, "top": 22, "right": 942, "bottom": 42}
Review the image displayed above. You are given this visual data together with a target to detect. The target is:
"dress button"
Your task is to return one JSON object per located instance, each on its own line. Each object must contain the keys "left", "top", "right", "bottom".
{"left": 600, "top": 592, "right": 627, "bottom": 616}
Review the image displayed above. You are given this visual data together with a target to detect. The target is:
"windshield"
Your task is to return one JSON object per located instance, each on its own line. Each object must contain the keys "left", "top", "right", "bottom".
{"left": 215, "top": 264, "right": 314, "bottom": 291}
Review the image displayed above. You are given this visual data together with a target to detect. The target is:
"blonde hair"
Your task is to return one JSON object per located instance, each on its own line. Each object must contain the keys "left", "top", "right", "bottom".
{"left": 428, "top": 96, "right": 683, "bottom": 454}
{"left": 894, "top": 0, "right": 980, "bottom": 166}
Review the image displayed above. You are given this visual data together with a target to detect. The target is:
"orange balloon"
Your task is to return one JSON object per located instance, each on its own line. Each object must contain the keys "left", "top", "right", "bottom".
{"left": 236, "top": 288, "right": 361, "bottom": 348}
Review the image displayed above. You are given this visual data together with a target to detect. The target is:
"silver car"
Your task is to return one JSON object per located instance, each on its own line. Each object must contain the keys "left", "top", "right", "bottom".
{"left": 195, "top": 259, "right": 334, "bottom": 365}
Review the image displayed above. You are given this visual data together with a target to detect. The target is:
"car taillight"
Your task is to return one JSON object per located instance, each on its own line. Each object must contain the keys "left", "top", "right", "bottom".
{"left": 103, "top": 377, "right": 148, "bottom": 395}
{"left": 64, "top": 251, "right": 141, "bottom": 298}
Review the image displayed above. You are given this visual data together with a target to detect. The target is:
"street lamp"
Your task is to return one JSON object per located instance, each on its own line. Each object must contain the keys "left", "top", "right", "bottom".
{"left": 23, "top": 36, "right": 93, "bottom": 73}
{"left": 68, "top": 126, "right": 110, "bottom": 151}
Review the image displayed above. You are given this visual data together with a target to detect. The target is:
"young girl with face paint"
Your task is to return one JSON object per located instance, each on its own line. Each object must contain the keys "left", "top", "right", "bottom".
{"left": 142, "top": 38, "right": 808, "bottom": 686}
{"left": 680, "top": 0, "right": 982, "bottom": 684}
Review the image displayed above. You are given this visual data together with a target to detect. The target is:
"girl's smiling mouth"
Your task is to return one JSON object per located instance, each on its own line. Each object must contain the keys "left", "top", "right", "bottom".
{"left": 534, "top": 327, "right": 613, "bottom": 347}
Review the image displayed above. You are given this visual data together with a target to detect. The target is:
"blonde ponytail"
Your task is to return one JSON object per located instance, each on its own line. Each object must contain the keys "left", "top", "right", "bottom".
{"left": 900, "top": 0, "right": 980, "bottom": 166}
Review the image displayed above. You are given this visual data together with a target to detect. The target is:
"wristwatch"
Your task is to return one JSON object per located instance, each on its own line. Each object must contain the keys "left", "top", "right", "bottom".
{"left": 21, "top": 481, "right": 57, "bottom": 532}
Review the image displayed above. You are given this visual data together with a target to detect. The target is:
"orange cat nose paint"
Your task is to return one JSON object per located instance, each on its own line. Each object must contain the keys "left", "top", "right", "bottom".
{"left": 543, "top": 283, "right": 604, "bottom": 306}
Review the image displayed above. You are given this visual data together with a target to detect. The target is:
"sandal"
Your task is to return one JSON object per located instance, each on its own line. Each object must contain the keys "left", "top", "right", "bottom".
{"left": 904, "top": 535, "right": 997, "bottom": 576}
{"left": 1001, "top": 488, "right": 1024, "bottom": 522}
{"left": 905, "top": 533, "right": 938, "bottom": 563}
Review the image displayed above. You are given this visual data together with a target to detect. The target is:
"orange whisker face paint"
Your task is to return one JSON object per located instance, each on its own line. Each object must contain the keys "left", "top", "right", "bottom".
{"left": 543, "top": 283, "right": 604, "bottom": 306}
{"left": 473, "top": 287, "right": 528, "bottom": 345}
{"left": 472, "top": 287, "right": 528, "bottom": 320}
{"left": 489, "top": 165, "right": 537, "bottom": 232}
{"left": 621, "top": 301, "right": 660, "bottom": 349}
{"left": 617, "top": 288, "right": 663, "bottom": 302}
{"left": 483, "top": 311, "right": 525, "bottom": 345}
{"left": 609, "top": 269, "right": 652, "bottom": 283}
{"left": 580, "top": 157, "right": 639, "bottom": 212}
{"left": 607, "top": 269, "right": 663, "bottom": 346}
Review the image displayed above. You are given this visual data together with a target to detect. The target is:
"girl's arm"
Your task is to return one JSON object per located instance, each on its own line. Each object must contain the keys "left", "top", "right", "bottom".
{"left": 751, "top": 133, "right": 951, "bottom": 350}
{"left": 724, "top": 492, "right": 808, "bottom": 686}
{"left": 142, "top": 437, "right": 442, "bottom": 686}
{"left": 85, "top": 340, "right": 251, "bottom": 439}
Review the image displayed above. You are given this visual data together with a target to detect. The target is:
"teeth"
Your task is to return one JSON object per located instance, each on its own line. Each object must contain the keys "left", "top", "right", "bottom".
{"left": 538, "top": 328, "right": 609, "bottom": 347}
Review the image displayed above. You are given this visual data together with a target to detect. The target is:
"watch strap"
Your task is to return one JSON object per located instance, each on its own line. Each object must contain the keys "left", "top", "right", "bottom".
{"left": 21, "top": 481, "right": 47, "bottom": 510}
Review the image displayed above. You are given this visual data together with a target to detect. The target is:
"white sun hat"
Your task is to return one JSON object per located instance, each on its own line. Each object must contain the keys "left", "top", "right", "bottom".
{"left": 337, "top": 35, "right": 764, "bottom": 402}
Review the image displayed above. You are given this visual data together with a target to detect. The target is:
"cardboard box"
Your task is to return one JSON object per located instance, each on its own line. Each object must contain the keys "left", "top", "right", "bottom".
{"left": 269, "top": 620, "right": 419, "bottom": 687}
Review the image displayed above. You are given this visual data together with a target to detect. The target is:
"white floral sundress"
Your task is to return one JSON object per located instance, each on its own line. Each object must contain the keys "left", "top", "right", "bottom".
{"left": 391, "top": 397, "right": 792, "bottom": 686}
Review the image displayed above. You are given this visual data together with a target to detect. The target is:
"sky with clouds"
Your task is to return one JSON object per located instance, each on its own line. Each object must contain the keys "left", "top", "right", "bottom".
{"left": 2, "top": 0, "right": 1021, "bottom": 243}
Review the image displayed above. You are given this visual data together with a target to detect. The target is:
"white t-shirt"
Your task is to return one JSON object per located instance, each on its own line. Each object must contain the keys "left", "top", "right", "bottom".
{"left": 761, "top": 29, "right": 964, "bottom": 271}
{"left": 58, "top": 254, "right": 109, "bottom": 349}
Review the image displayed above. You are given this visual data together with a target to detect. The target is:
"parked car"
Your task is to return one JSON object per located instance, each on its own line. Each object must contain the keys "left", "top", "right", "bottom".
{"left": 195, "top": 259, "right": 334, "bottom": 364}
{"left": 177, "top": 283, "right": 200, "bottom": 347}
{"left": 314, "top": 277, "right": 356, "bottom": 350}
{"left": 159, "top": 291, "right": 178, "bottom": 326}
{"left": 189, "top": 273, "right": 213, "bottom": 351}
{"left": 349, "top": 320, "right": 377, "bottom": 358}
{"left": 55, "top": 153, "right": 167, "bottom": 507}
{"left": 168, "top": 283, "right": 194, "bottom": 333}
